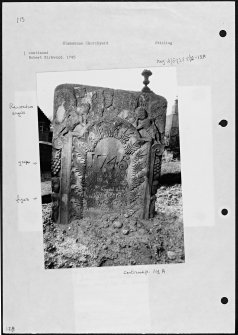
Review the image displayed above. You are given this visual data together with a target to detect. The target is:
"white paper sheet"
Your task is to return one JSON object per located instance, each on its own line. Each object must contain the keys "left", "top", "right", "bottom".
{"left": 3, "top": 2, "right": 235, "bottom": 333}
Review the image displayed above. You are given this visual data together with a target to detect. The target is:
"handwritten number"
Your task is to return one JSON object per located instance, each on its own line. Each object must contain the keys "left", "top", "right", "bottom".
{"left": 17, "top": 17, "right": 25, "bottom": 23}
{"left": 6, "top": 326, "right": 15, "bottom": 333}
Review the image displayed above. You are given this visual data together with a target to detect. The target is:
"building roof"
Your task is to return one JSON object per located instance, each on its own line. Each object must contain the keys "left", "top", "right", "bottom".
{"left": 38, "top": 106, "right": 51, "bottom": 124}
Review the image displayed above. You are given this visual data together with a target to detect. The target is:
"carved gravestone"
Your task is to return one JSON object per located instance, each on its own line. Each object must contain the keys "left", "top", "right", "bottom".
{"left": 51, "top": 70, "right": 167, "bottom": 224}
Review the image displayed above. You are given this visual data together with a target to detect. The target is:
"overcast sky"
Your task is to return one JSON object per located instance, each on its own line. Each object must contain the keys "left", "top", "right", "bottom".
{"left": 36, "top": 67, "right": 177, "bottom": 120}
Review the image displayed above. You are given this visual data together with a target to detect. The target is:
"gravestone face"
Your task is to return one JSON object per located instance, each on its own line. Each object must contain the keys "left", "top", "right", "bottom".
{"left": 51, "top": 72, "right": 167, "bottom": 224}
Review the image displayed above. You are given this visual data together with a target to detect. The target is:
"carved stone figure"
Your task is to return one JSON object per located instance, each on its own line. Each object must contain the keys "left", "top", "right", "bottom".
{"left": 51, "top": 70, "right": 167, "bottom": 224}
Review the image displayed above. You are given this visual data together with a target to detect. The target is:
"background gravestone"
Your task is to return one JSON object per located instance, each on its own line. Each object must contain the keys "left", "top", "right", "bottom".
{"left": 51, "top": 70, "right": 167, "bottom": 224}
{"left": 165, "top": 97, "right": 180, "bottom": 159}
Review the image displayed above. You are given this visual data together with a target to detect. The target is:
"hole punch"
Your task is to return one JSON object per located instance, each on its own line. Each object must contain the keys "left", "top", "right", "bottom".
{"left": 219, "top": 120, "right": 228, "bottom": 127}
{"left": 219, "top": 30, "right": 227, "bottom": 37}
{"left": 221, "top": 297, "right": 228, "bottom": 304}
{"left": 221, "top": 208, "right": 228, "bottom": 216}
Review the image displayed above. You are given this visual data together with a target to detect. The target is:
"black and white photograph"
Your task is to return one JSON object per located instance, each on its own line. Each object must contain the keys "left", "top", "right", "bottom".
{"left": 3, "top": 2, "right": 235, "bottom": 333}
{"left": 37, "top": 68, "right": 185, "bottom": 269}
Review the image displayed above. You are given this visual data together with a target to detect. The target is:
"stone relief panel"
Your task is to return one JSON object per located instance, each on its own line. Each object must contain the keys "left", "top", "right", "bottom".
{"left": 69, "top": 119, "right": 151, "bottom": 223}
{"left": 51, "top": 73, "right": 167, "bottom": 224}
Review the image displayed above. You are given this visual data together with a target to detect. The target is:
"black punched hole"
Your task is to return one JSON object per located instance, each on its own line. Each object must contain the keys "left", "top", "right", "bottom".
{"left": 219, "top": 119, "right": 228, "bottom": 127}
{"left": 221, "top": 208, "right": 228, "bottom": 216}
{"left": 219, "top": 30, "right": 227, "bottom": 37}
{"left": 221, "top": 297, "right": 228, "bottom": 304}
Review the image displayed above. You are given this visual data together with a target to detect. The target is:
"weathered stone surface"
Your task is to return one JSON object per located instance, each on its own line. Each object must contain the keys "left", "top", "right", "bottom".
{"left": 167, "top": 251, "right": 176, "bottom": 260}
{"left": 113, "top": 221, "right": 123, "bottom": 229}
{"left": 51, "top": 71, "right": 167, "bottom": 224}
{"left": 122, "top": 229, "right": 129, "bottom": 235}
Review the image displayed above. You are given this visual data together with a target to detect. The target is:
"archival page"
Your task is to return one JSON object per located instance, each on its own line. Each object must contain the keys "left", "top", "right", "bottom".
{"left": 2, "top": 2, "right": 235, "bottom": 334}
